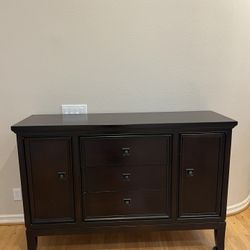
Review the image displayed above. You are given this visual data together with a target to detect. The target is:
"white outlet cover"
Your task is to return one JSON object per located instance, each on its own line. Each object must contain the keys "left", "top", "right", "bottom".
{"left": 61, "top": 104, "right": 88, "bottom": 115}
{"left": 13, "top": 188, "right": 22, "bottom": 201}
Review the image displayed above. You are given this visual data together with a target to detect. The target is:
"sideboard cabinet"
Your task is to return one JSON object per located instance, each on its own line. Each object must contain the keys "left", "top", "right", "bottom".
{"left": 11, "top": 111, "right": 237, "bottom": 250}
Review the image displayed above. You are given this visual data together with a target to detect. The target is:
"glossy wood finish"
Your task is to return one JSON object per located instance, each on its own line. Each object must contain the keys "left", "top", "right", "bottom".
{"left": 11, "top": 111, "right": 237, "bottom": 250}
{"left": 11, "top": 111, "right": 237, "bottom": 131}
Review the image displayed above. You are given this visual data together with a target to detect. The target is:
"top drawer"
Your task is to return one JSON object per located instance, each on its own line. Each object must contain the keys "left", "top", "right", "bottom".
{"left": 81, "top": 136, "right": 171, "bottom": 167}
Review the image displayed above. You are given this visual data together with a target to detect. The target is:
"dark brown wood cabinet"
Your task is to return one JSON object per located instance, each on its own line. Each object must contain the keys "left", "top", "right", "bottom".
{"left": 11, "top": 111, "right": 237, "bottom": 250}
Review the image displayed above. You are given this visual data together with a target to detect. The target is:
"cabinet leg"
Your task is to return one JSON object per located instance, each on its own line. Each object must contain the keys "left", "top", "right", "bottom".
{"left": 26, "top": 230, "right": 37, "bottom": 250}
{"left": 213, "top": 223, "right": 226, "bottom": 250}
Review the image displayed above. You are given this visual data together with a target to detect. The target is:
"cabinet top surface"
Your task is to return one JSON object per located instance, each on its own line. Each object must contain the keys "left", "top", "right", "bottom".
{"left": 11, "top": 111, "right": 237, "bottom": 133}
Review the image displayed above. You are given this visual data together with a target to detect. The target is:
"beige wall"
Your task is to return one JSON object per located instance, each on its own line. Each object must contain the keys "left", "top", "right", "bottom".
{"left": 0, "top": 0, "right": 250, "bottom": 215}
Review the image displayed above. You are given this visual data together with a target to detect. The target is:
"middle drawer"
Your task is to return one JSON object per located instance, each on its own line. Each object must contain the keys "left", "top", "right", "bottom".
{"left": 84, "top": 165, "right": 166, "bottom": 192}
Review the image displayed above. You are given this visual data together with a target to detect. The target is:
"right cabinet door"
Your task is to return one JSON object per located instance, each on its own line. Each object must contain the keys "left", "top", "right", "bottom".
{"left": 178, "top": 133, "right": 225, "bottom": 219}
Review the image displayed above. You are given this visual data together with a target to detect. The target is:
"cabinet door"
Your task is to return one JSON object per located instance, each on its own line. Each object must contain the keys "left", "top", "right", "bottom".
{"left": 25, "top": 137, "right": 75, "bottom": 223}
{"left": 178, "top": 133, "right": 225, "bottom": 218}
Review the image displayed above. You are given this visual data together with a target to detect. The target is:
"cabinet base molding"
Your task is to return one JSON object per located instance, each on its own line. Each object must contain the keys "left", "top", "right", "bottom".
{"left": 227, "top": 193, "right": 250, "bottom": 216}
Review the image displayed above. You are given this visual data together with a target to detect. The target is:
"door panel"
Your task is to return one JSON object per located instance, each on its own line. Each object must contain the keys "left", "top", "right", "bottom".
{"left": 178, "top": 133, "right": 225, "bottom": 218}
{"left": 25, "top": 137, "right": 75, "bottom": 223}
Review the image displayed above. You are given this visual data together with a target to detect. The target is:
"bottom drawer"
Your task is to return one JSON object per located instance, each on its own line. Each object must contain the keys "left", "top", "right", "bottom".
{"left": 83, "top": 190, "right": 168, "bottom": 220}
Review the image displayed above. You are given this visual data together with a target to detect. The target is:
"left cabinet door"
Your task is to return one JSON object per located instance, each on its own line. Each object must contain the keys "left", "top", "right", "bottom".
{"left": 24, "top": 137, "right": 75, "bottom": 224}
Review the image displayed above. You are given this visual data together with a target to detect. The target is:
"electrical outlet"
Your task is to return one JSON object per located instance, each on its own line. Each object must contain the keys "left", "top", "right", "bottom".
{"left": 61, "top": 104, "right": 88, "bottom": 115}
{"left": 13, "top": 188, "right": 22, "bottom": 201}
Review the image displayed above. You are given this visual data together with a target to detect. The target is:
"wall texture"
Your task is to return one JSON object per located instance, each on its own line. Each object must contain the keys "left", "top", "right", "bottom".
{"left": 0, "top": 0, "right": 249, "bottom": 216}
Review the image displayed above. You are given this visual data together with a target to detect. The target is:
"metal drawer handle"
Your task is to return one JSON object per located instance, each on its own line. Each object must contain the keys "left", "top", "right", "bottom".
{"left": 186, "top": 168, "right": 195, "bottom": 177}
{"left": 123, "top": 198, "right": 131, "bottom": 205}
{"left": 122, "top": 147, "right": 130, "bottom": 157}
{"left": 57, "top": 171, "right": 66, "bottom": 180}
{"left": 122, "top": 173, "right": 131, "bottom": 181}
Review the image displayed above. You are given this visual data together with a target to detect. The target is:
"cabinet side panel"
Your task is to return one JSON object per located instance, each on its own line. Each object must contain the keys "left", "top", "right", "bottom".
{"left": 16, "top": 135, "right": 32, "bottom": 227}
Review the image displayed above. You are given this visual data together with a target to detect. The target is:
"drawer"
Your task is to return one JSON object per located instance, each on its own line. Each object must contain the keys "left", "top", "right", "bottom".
{"left": 83, "top": 190, "right": 167, "bottom": 219}
{"left": 81, "top": 136, "right": 170, "bottom": 167}
{"left": 84, "top": 165, "right": 166, "bottom": 192}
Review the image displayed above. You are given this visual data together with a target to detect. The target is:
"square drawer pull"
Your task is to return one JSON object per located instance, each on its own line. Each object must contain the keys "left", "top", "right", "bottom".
{"left": 57, "top": 171, "right": 66, "bottom": 180}
{"left": 122, "top": 147, "right": 130, "bottom": 157}
{"left": 122, "top": 173, "right": 131, "bottom": 181}
{"left": 186, "top": 168, "right": 195, "bottom": 177}
{"left": 123, "top": 198, "right": 131, "bottom": 205}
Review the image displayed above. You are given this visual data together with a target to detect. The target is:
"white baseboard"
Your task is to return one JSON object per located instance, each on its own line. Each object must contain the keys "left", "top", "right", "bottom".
{"left": 0, "top": 195, "right": 249, "bottom": 224}
{"left": 227, "top": 193, "right": 250, "bottom": 215}
{"left": 0, "top": 214, "right": 24, "bottom": 224}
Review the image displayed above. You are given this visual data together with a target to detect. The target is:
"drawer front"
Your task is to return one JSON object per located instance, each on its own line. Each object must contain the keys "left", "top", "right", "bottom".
{"left": 83, "top": 190, "right": 167, "bottom": 220}
{"left": 81, "top": 136, "right": 170, "bottom": 167}
{"left": 84, "top": 165, "right": 166, "bottom": 192}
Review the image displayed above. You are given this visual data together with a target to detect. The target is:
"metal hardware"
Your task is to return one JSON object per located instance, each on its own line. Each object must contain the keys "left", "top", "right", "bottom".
{"left": 122, "top": 173, "right": 131, "bottom": 181}
{"left": 186, "top": 168, "right": 195, "bottom": 177}
{"left": 57, "top": 171, "right": 66, "bottom": 180}
{"left": 122, "top": 147, "right": 130, "bottom": 157}
{"left": 123, "top": 198, "right": 131, "bottom": 205}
